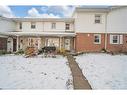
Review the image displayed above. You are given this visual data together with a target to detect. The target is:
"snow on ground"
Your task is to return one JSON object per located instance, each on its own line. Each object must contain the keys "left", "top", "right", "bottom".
{"left": 0, "top": 54, "right": 73, "bottom": 89}
{"left": 75, "top": 53, "right": 127, "bottom": 89}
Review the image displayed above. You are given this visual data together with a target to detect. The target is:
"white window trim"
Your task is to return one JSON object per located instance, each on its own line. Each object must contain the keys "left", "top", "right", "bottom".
{"left": 110, "top": 34, "right": 123, "bottom": 44}
{"left": 65, "top": 23, "right": 70, "bottom": 30}
{"left": 51, "top": 22, "right": 56, "bottom": 29}
{"left": 31, "top": 22, "right": 36, "bottom": 29}
{"left": 94, "top": 34, "right": 101, "bottom": 44}
{"left": 19, "top": 22, "right": 22, "bottom": 30}
{"left": 94, "top": 14, "right": 102, "bottom": 24}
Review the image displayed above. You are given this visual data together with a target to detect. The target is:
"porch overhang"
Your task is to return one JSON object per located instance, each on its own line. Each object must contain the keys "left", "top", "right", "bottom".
{"left": 0, "top": 32, "right": 76, "bottom": 37}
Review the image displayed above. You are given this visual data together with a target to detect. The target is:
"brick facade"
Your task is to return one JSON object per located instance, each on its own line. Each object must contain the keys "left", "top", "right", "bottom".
{"left": 75, "top": 33, "right": 105, "bottom": 52}
{"left": 75, "top": 33, "right": 127, "bottom": 53}
{"left": 106, "top": 34, "right": 127, "bottom": 52}
{"left": 0, "top": 37, "right": 7, "bottom": 51}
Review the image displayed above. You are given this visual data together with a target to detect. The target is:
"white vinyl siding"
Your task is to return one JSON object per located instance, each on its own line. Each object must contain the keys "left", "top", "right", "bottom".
{"left": 110, "top": 35, "right": 123, "bottom": 44}
{"left": 94, "top": 34, "right": 101, "bottom": 44}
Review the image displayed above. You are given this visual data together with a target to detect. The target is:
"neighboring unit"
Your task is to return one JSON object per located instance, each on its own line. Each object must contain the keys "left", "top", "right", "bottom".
{"left": 73, "top": 6, "right": 127, "bottom": 52}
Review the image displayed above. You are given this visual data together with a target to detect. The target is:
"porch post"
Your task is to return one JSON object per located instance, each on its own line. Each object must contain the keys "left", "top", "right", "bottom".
{"left": 73, "top": 37, "right": 76, "bottom": 51}
{"left": 16, "top": 36, "right": 19, "bottom": 51}
{"left": 59, "top": 37, "right": 62, "bottom": 50}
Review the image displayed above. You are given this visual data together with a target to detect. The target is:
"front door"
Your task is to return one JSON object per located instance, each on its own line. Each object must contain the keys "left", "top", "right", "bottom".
{"left": 65, "top": 39, "right": 70, "bottom": 50}
{"left": 13, "top": 39, "right": 17, "bottom": 52}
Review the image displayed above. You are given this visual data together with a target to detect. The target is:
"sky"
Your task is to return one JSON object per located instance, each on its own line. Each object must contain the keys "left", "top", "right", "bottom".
{"left": 0, "top": 6, "right": 75, "bottom": 18}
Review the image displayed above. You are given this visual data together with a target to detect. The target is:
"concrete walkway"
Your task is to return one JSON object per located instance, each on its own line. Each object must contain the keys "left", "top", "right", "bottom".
{"left": 67, "top": 54, "right": 92, "bottom": 89}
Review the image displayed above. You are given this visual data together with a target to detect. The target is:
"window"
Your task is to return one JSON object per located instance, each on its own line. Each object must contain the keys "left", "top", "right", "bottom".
{"left": 51, "top": 23, "right": 56, "bottom": 29}
{"left": 95, "top": 14, "right": 101, "bottom": 24}
{"left": 113, "top": 35, "right": 118, "bottom": 43}
{"left": 31, "top": 22, "right": 36, "bottom": 29}
{"left": 19, "top": 22, "right": 22, "bottom": 29}
{"left": 28, "top": 38, "right": 34, "bottom": 47}
{"left": 110, "top": 35, "right": 123, "bottom": 44}
{"left": 65, "top": 23, "right": 70, "bottom": 30}
{"left": 94, "top": 34, "right": 101, "bottom": 44}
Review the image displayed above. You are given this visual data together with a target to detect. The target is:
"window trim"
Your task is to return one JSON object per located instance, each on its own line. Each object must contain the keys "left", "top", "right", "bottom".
{"left": 65, "top": 23, "right": 70, "bottom": 30}
{"left": 31, "top": 22, "right": 36, "bottom": 29}
{"left": 110, "top": 34, "right": 123, "bottom": 44}
{"left": 19, "top": 22, "right": 22, "bottom": 29}
{"left": 51, "top": 22, "right": 56, "bottom": 29}
{"left": 95, "top": 14, "right": 102, "bottom": 24}
{"left": 94, "top": 34, "right": 101, "bottom": 44}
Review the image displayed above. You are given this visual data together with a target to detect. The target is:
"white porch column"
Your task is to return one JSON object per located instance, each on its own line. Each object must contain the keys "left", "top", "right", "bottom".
{"left": 16, "top": 36, "right": 19, "bottom": 51}
{"left": 59, "top": 37, "right": 62, "bottom": 50}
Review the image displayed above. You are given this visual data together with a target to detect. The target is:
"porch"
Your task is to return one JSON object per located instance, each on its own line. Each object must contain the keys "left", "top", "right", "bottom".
{"left": 17, "top": 36, "right": 75, "bottom": 52}
{"left": 6, "top": 32, "right": 75, "bottom": 53}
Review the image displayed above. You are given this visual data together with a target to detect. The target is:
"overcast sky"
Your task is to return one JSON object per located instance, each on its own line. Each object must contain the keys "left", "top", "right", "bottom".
{"left": 0, "top": 6, "right": 75, "bottom": 18}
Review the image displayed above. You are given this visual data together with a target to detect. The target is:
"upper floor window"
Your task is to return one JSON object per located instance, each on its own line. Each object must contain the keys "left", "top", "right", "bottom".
{"left": 51, "top": 23, "right": 56, "bottom": 29}
{"left": 110, "top": 35, "right": 123, "bottom": 44}
{"left": 94, "top": 34, "right": 101, "bottom": 44}
{"left": 31, "top": 22, "right": 36, "bottom": 29}
{"left": 65, "top": 23, "right": 70, "bottom": 30}
{"left": 95, "top": 14, "right": 101, "bottom": 24}
{"left": 19, "top": 22, "right": 22, "bottom": 29}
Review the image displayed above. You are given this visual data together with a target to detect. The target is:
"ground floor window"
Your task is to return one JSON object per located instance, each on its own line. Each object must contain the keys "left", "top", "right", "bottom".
{"left": 94, "top": 34, "right": 101, "bottom": 44}
{"left": 110, "top": 35, "right": 123, "bottom": 44}
{"left": 45, "top": 38, "right": 59, "bottom": 47}
{"left": 28, "top": 38, "right": 41, "bottom": 49}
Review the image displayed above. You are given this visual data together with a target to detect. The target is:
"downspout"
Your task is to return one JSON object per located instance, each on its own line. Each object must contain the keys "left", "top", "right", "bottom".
{"left": 104, "top": 13, "right": 108, "bottom": 51}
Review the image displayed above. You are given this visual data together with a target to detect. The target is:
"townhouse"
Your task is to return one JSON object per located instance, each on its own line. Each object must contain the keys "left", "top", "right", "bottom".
{"left": 0, "top": 6, "right": 127, "bottom": 53}
{"left": 73, "top": 6, "right": 127, "bottom": 52}
{"left": 0, "top": 17, "right": 75, "bottom": 52}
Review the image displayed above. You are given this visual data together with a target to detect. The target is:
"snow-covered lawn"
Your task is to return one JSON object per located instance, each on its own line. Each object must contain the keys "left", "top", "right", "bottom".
{"left": 0, "top": 54, "right": 73, "bottom": 89}
{"left": 75, "top": 53, "right": 127, "bottom": 89}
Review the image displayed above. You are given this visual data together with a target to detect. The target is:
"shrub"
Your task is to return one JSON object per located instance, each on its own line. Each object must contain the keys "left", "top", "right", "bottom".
{"left": 14, "top": 49, "right": 24, "bottom": 55}
{"left": 38, "top": 49, "right": 43, "bottom": 54}
{"left": 101, "top": 48, "right": 107, "bottom": 53}
{"left": 0, "top": 50, "right": 11, "bottom": 55}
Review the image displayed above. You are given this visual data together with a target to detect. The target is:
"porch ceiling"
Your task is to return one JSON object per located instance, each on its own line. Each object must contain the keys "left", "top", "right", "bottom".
{"left": 0, "top": 32, "right": 76, "bottom": 37}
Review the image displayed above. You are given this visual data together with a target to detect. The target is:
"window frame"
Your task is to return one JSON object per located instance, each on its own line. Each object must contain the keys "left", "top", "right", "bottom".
{"left": 31, "top": 22, "right": 36, "bottom": 29}
{"left": 94, "top": 34, "right": 101, "bottom": 44}
{"left": 65, "top": 23, "right": 70, "bottom": 30}
{"left": 19, "top": 22, "right": 22, "bottom": 29}
{"left": 95, "top": 14, "right": 102, "bottom": 24}
{"left": 51, "top": 22, "right": 56, "bottom": 29}
{"left": 110, "top": 35, "right": 123, "bottom": 44}
{"left": 113, "top": 35, "right": 118, "bottom": 44}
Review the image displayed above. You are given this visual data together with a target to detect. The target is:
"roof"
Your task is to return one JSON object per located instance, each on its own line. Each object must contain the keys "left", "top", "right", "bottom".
{"left": 0, "top": 16, "right": 15, "bottom": 22}
{"left": 11, "top": 18, "right": 74, "bottom": 22}
{"left": 73, "top": 6, "right": 127, "bottom": 14}
{"left": 75, "top": 6, "right": 110, "bottom": 13}
{"left": 0, "top": 32, "right": 76, "bottom": 37}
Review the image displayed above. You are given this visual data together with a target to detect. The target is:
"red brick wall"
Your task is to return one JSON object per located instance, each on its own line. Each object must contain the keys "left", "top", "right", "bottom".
{"left": 75, "top": 33, "right": 105, "bottom": 52}
{"left": 0, "top": 37, "right": 7, "bottom": 51}
{"left": 106, "top": 34, "right": 127, "bottom": 52}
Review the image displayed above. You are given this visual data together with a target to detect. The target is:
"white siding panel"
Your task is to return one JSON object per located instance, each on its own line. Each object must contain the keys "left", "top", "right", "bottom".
{"left": 18, "top": 21, "right": 74, "bottom": 32}
{"left": 107, "top": 7, "right": 127, "bottom": 33}
{"left": 74, "top": 12, "right": 106, "bottom": 33}
{"left": 0, "top": 18, "right": 16, "bottom": 32}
